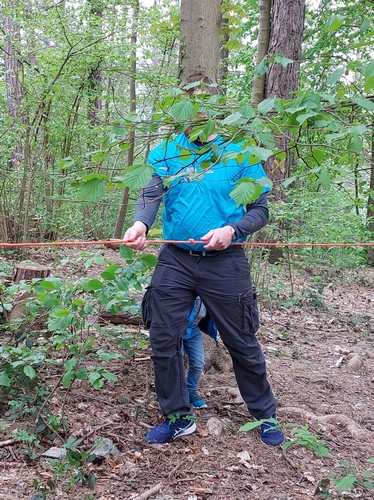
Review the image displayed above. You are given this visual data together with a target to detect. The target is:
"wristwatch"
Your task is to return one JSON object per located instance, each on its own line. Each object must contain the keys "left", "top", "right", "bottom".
{"left": 228, "top": 225, "right": 236, "bottom": 240}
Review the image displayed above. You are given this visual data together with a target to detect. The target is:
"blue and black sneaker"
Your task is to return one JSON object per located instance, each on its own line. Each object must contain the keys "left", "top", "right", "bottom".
{"left": 259, "top": 414, "right": 284, "bottom": 446}
{"left": 190, "top": 393, "right": 208, "bottom": 409}
{"left": 144, "top": 415, "right": 197, "bottom": 444}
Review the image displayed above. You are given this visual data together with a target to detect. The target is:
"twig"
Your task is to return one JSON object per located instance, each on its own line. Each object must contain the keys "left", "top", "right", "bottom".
{"left": 138, "top": 421, "right": 153, "bottom": 430}
{"left": 168, "top": 459, "right": 182, "bottom": 479}
{"left": 35, "top": 372, "right": 65, "bottom": 425}
{"left": 0, "top": 439, "right": 19, "bottom": 448}
{"left": 281, "top": 449, "right": 297, "bottom": 469}
{"left": 80, "top": 421, "right": 114, "bottom": 443}
{"left": 78, "top": 393, "right": 118, "bottom": 408}
{"left": 131, "top": 482, "right": 162, "bottom": 500}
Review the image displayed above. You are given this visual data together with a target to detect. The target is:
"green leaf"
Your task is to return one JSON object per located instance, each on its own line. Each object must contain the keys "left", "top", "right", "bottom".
{"left": 76, "top": 178, "right": 106, "bottom": 202}
{"left": 23, "top": 365, "right": 37, "bottom": 380}
{"left": 335, "top": 475, "right": 357, "bottom": 493}
{"left": 169, "top": 100, "right": 195, "bottom": 122}
{"left": 58, "top": 157, "right": 75, "bottom": 169}
{"left": 226, "top": 38, "right": 243, "bottom": 50}
{"left": 121, "top": 164, "right": 153, "bottom": 191}
{"left": 257, "top": 98, "right": 275, "bottom": 114}
{"left": 239, "top": 103, "right": 256, "bottom": 119}
{"left": 119, "top": 142, "right": 131, "bottom": 151}
{"left": 247, "top": 146, "right": 273, "bottom": 162}
{"left": 64, "top": 358, "right": 78, "bottom": 372}
{"left": 230, "top": 179, "right": 264, "bottom": 206}
{"left": 352, "top": 97, "right": 374, "bottom": 111}
{"left": 239, "top": 420, "right": 263, "bottom": 432}
{"left": 282, "top": 176, "right": 296, "bottom": 188}
{"left": 101, "top": 264, "right": 123, "bottom": 280}
{"left": 223, "top": 112, "right": 247, "bottom": 126}
{"left": 362, "top": 471, "right": 374, "bottom": 478}
{"left": 255, "top": 57, "right": 268, "bottom": 77}
{"left": 325, "top": 15, "right": 345, "bottom": 32}
{"left": 62, "top": 371, "right": 75, "bottom": 388}
{"left": 327, "top": 67, "right": 345, "bottom": 85}
{"left": 119, "top": 245, "right": 134, "bottom": 263}
{"left": 365, "top": 75, "right": 374, "bottom": 93}
{"left": 319, "top": 167, "right": 331, "bottom": 189}
{"left": 367, "top": 458, "right": 374, "bottom": 464}
{"left": 39, "top": 278, "right": 62, "bottom": 291}
{"left": 313, "top": 149, "right": 325, "bottom": 164}
{"left": 139, "top": 254, "right": 158, "bottom": 267}
{"left": 91, "top": 150, "right": 107, "bottom": 163}
{"left": 96, "top": 350, "right": 121, "bottom": 362}
{"left": 273, "top": 54, "right": 293, "bottom": 67}
{"left": 296, "top": 112, "right": 316, "bottom": 125}
{"left": 100, "top": 370, "right": 118, "bottom": 382}
{"left": 0, "top": 371, "right": 11, "bottom": 387}
{"left": 348, "top": 135, "right": 362, "bottom": 152}
{"left": 82, "top": 279, "right": 104, "bottom": 292}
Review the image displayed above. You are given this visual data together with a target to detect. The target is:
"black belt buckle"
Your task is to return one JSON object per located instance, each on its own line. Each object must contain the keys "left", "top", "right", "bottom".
{"left": 188, "top": 249, "right": 217, "bottom": 257}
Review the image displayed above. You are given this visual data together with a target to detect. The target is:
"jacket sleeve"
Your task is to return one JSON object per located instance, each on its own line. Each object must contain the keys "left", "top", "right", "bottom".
{"left": 133, "top": 175, "right": 164, "bottom": 231}
{"left": 229, "top": 192, "right": 269, "bottom": 239}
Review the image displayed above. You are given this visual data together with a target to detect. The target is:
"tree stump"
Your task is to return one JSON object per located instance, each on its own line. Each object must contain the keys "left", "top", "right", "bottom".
{"left": 13, "top": 261, "right": 51, "bottom": 283}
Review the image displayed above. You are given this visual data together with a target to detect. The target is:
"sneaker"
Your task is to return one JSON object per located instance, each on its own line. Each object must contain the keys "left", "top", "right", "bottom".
{"left": 190, "top": 393, "right": 208, "bottom": 409}
{"left": 260, "top": 414, "right": 285, "bottom": 446}
{"left": 144, "top": 415, "right": 196, "bottom": 444}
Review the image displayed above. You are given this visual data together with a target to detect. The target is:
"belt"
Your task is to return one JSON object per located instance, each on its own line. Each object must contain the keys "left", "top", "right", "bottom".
{"left": 170, "top": 244, "right": 242, "bottom": 257}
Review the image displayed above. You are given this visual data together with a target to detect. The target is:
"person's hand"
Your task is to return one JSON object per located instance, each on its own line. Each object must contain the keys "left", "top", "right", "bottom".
{"left": 123, "top": 221, "right": 148, "bottom": 250}
{"left": 200, "top": 226, "right": 233, "bottom": 250}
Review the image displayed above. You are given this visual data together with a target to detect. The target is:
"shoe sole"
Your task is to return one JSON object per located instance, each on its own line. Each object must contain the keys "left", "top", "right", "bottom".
{"left": 172, "top": 422, "right": 197, "bottom": 440}
{"left": 193, "top": 404, "right": 208, "bottom": 409}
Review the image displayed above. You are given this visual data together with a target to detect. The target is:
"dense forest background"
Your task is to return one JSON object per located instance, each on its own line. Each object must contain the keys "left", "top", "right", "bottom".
{"left": 1, "top": 0, "right": 373, "bottom": 266}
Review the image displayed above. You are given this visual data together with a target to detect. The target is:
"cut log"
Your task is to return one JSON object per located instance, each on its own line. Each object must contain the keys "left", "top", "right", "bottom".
{"left": 98, "top": 311, "right": 141, "bottom": 326}
{"left": 13, "top": 261, "right": 51, "bottom": 283}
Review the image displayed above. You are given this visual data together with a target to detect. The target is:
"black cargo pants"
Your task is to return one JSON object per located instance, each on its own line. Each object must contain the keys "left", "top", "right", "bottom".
{"left": 148, "top": 244, "right": 276, "bottom": 419}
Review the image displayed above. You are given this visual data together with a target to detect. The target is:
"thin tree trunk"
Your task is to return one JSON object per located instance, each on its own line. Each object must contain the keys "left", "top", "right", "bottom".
{"left": 113, "top": 0, "right": 139, "bottom": 239}
{"left": 3, "top": 2, "right": 24, "bottom": 169}
{"left": 251, "top": 0, "right": 272, "bottom": 106}
{"left": 218, "top": 1, "right": 229, "bottom": 88}
{"left": 368, "top": 125, "right": 374, "bottom": 266}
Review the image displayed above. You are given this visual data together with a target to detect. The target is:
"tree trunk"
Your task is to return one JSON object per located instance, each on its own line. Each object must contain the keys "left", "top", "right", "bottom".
{"left": 113, "top": 0, "right": 139, "bottom": 239}
{"left": 251, "top": 0, "right": 272, "bottom": 106}
{"left": 2, "top": 2, "right": 24, "bottom": 170}
{"left": 264, "top": 0, "right": 305, "bottom": 199}
{"left": 179, "top": 0, "right": 221, "bottom": 83}
{"left": 218, "top": 1, "right": 229, "bottom": 88}
{"left": 368, "top": 125, "right": 374, "bottom": 266}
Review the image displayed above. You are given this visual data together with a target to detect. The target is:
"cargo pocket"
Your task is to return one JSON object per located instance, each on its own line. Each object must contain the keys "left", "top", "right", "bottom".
{"left": 141, "top": 286, "right": 153, "bottom": 328}
{"left": 239, "top": 289, "right": 260, "bottom": 335}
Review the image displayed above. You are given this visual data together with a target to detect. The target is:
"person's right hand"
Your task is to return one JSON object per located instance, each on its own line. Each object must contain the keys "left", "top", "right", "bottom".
{"left": 123, "top": 221, "right": 148, "bottom": 250}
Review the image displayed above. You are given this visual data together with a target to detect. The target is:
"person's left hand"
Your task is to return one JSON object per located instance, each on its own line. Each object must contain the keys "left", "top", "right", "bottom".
{"left": 200, "top": 226, "right": 233, "bottom": 250}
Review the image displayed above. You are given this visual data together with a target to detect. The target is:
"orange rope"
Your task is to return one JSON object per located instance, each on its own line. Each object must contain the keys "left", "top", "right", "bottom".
{"left": 0, "top": 239, "right": 373, "bottom": 248}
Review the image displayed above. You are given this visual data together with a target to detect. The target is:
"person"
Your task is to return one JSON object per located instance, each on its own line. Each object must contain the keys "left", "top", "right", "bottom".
{"left": 184, "top": 296, "right": 217, "bottom": 409}
{"left": 123, "top": 74, "right": 284, "bottom": 446}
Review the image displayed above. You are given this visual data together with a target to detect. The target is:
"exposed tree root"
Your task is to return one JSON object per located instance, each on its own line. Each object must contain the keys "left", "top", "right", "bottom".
{"left": 278, "top": 406, "right": 369, "bottom": 440}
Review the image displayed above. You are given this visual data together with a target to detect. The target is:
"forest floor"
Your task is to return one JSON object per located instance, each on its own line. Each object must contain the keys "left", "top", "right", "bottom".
{"left": 0, "top": 247, "right": 373, "bottom": 500}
